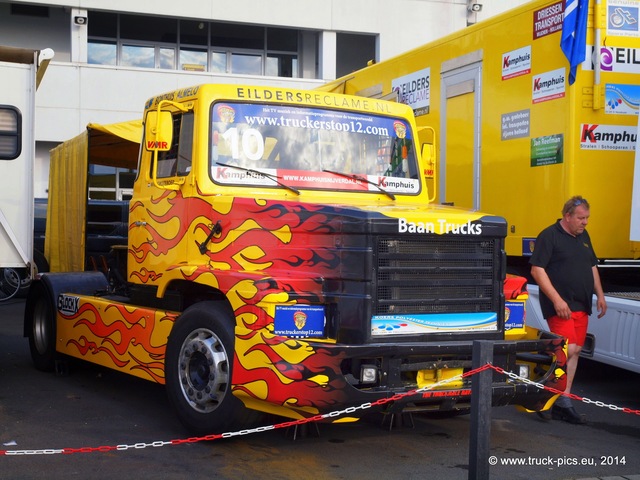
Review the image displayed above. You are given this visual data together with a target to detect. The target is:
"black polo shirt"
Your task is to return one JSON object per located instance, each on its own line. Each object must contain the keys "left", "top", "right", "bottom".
{"left": 529, "top": 220, "right": 598, "bottom": 319}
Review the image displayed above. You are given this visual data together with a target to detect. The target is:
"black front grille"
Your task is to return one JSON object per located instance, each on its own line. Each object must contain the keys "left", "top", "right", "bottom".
{"left": 375, "top": 236, "right": 497, "bottom": 315}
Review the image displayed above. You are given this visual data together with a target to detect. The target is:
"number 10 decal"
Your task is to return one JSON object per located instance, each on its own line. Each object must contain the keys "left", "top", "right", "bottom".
{"left": 222, "top": 127, "right": 264, "bottom": 161}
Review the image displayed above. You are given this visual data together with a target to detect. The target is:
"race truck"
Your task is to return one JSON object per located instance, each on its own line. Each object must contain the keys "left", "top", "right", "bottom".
{"left": 24, "top": 84, "right": 566, "bottom": 434}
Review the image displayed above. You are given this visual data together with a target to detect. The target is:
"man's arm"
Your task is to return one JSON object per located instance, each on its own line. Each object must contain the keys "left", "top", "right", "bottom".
{"left": 592, "top": 265, "right": 607, "bottom": 319}
{"left": 530, "top": 265, "right": 572, "bottom": 319}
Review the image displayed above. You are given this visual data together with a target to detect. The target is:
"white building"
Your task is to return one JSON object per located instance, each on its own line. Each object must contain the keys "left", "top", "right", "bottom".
{"left": 0, "top": 0, "right": 528, "bottom": 197}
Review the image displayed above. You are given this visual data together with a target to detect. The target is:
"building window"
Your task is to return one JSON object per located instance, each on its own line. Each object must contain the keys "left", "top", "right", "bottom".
{"left": 121, "top": 44, "right": 155, "bottom": 68}
{"left": 336, "top": 33, "right": 376, "bottom": 78}
{"left": 10, "top": 4, "right": 49, "bottom": 17}
{"left": 210, "top": 51, "right": 226, "bottom": 73}
{"left": 88, "top": 165, "right": 135, "bottom": 201}
{"left": 0, "top": 106, "right": 21, "bottom": 161}
{"left": 267, "top": 53, "right": 297, "bottom": 77}
{"left": 231, "top": 53, "right": 262, "bottom": 75}
{"left": 180, "top": 48, "right": 207, "bottom": 72}
{"left": 87, "top": 40, "right": 117, "bottom": 66}
{"left": 87, "top": 12, "right": 303, "bottom": 78}
{"left": 159, "top": 47, "right": 176, "bottom": 69}
{"left": 120, "top": 14, "right": 177, "bottom": 43}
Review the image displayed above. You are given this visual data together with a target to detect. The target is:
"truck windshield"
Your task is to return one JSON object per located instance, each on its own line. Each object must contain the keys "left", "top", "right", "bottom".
{"left": 209, "top": 101, "right": 420, "bottom": 195}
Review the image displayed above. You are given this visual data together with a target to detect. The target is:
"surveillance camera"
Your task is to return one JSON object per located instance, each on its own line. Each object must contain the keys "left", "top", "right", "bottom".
{"left": 73, "top": 15, "right": 87, "bottom": 25}
{"left": 468, "top": 3, "right": 483, "bottom": 12}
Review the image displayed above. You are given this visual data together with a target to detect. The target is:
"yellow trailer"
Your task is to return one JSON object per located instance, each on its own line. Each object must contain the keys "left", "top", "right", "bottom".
{"left": 320, "top": 0, "right": 640, "bottom": 268}
{"left": 319, "top": 0, "right": 640, "bottom": 373}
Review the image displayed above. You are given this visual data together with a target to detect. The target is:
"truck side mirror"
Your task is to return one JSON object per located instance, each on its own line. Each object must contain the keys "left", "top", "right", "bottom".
{"left": 418, "top": 126, "right": 437, "bottom": 203}
{"left": 145, "top": 110, "right": 173, "bottom": 151}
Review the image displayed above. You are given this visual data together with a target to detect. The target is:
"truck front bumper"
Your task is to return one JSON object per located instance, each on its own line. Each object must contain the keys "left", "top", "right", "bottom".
{"left": 326, "top": 330, "right": 567, "bottom": 415}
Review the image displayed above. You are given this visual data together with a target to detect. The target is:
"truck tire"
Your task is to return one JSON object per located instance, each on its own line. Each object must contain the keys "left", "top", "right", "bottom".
{"left": 165, "top": 301, "right": 252, "bottom": 435}
{"left": 0, "top": 268, "right": 21, "bottom": 302}
{"left": 25, "top": 281, "right": 57, "bottom": 371}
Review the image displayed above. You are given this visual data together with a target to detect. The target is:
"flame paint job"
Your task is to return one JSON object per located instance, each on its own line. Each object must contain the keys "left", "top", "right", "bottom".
{"left": 129, "top": 188, "right": 364, "bottom": 416}
{"left": 54, "top": 184, "right": 567, "bottom": 419}
{"left": 55, "top": 186, "right": 361, "bottom": 417}
{"left": 57, "top": 298, "right": 177, "bottom": 383}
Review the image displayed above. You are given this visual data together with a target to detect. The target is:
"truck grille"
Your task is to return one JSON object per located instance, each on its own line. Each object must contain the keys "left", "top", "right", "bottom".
{"left": 375, "top": 236, "right": 497, "bottom": 315}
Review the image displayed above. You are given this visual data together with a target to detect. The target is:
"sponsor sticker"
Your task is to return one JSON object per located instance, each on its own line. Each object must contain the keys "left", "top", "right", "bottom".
{"left": 579, "top": 123, "right": 637, "bottom": 151}
{"left": 605, "top": 84, "right": 640, "bottom": 115}
{"left": 371, "top": 312, "right": 497, "bottom": 336}
{"left": 584, "top": 45, "right": 640, "bottom": 74}
{"left": 502, "top": 46, "right": 532, "bottom": 80}
{"left": 522, "top": 237, "right": 536, "bottom": 256}
{"left": 607, "top": 1, "right": 640, "bottom": 37}
{"left": 531, "top": 134, "right": 563, "bottom": 167}
{"left": 533, "top": 1, "right": 564, "bottom": 39}
{"left": 274, "top": 304, "right": 325, "bottom": 338}
{"left": 58, "top": 294, "right": 79, "bottom": 316}
{"left": 391, "top": 68, "right": 431, "bottom": 116}
{"left": 532, "top": 68, "right": 566, "bottom": 104}
{"left": 505, "top": 301, "right": 525, "bottom": 330}
{"left": 501, "top": 109, "right": 530, "bottom": 140}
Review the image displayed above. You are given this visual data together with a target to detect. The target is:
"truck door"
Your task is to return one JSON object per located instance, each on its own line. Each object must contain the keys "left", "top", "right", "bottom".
{"left": 440, "top": 54, "right": 482, "bottom": 211}
{"left": 128, "top": 111, "right": 193, "bottom": 285}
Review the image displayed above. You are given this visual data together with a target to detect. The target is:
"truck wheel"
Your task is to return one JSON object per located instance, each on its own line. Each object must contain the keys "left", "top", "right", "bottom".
{"left": 25, "top": 282, "right": 57, "bottom": 371}
{"left": 0, "top": 268, "right": 21, "bottom": 302}
{"left": 165, "top": 301, "right": 249, "bottom": 435}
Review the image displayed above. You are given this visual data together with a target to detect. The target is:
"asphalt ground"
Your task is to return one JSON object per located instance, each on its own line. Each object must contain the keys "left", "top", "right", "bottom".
{"left": 2, "top": 297, "right": 640, "bottom": 480}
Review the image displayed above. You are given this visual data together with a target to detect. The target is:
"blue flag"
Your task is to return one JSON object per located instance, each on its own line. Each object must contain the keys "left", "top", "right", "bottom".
{"left": 561, "top": 0, "right": 589, "bottom": 85}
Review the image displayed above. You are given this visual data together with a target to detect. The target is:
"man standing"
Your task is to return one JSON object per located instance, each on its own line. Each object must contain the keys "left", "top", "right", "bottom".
{"left": 530, "top": 195, "right": 607, "bottom": 424}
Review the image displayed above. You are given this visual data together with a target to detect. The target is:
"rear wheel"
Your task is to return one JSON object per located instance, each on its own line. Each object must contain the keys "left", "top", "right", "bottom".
{"left": 0, "top": 268, "right": 21, "bottom": 302}
{"left": 165, "top": 301, "right": 254, "bottom": 435}
{"left": 25, "top": 282, "right": 57, "bottom": 371}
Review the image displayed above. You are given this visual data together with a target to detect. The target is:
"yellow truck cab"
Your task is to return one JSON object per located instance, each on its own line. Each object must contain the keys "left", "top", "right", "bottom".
{"left": 25, "top": 84, "right": 565, "bottom": 434}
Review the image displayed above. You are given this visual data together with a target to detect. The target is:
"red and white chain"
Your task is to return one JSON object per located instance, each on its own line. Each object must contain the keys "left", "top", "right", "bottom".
{"left": 2, "top": 363, "right": 638, "bottom": 456}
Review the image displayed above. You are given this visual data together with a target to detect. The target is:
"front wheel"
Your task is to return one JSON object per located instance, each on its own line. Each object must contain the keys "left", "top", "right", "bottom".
{"left": 25, "top": 281, "right": 58, "bottom": 371}
{"left": 165, "top": 301, "right": 251, "bottom": 435}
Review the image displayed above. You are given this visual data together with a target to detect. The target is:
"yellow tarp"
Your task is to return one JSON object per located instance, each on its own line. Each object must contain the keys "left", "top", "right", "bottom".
{"left": 45, "top": 120, "right": 141, "bottom": 272}
{"left": 86, "top": 120, "right": 142, "bottom": 169}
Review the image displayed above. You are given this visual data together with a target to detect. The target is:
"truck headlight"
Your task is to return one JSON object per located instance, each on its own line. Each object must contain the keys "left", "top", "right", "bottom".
{"left": 516, "top": 364, "right": 530, "bottom": 379}
{"left": 360, "top": 365, "right": 377, "bottom": 384}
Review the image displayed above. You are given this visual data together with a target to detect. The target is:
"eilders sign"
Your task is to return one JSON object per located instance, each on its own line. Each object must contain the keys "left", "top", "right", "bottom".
{"left": 584, "top": 45, "right": 640, "bottom": 74}
{"left": 392, "top": 67, "right": 431, "bottom": 116}
{"left": 600, "top": 46, "right": 640, "bottom": 74}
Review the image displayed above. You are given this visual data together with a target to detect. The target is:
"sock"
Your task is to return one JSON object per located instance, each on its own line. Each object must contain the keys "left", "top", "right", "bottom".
{"left": 555, "top": 395, "right": 572, "bottom": 408}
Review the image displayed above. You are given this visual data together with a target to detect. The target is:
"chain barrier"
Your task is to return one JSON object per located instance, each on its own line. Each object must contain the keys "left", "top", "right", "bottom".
{"left": 489, "top": 364, "right": 640, "bottom": 415}
{"left": 2, "top": 362, "right": 638, "bottom": 457}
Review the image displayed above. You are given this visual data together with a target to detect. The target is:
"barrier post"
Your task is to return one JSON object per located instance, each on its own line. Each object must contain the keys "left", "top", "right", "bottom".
{"left": 468, "top": 340, "right": 493, "bottom": 480}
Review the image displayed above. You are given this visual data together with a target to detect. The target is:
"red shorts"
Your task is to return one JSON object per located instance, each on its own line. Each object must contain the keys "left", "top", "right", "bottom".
{"left": 547, "top": 311, "right": 589, "bottom": 346}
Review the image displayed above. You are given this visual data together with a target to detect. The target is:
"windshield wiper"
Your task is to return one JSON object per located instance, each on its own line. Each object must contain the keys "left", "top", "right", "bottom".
{"left": 216, "top": 162, "right": 300, "bottom": 195}
{"left": 322, "top": 169, "right": 395, "bottom": 200}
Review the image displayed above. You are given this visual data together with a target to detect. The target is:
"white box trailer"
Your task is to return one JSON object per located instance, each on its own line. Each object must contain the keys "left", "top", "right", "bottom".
{"left": 0, "top": 46, "right": 52, "bottom": 300}
{"left": 527, "top": 285, "right": 640, "bottom": 374}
